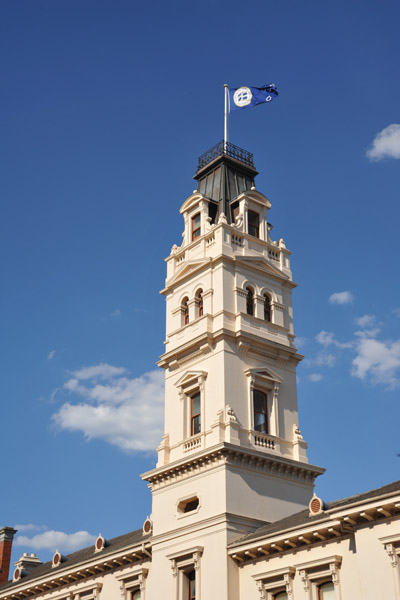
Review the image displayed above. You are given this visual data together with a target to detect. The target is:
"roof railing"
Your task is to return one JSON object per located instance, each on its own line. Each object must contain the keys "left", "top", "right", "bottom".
{"left": 197, "top": 141, "right": 255, "bottom": 172}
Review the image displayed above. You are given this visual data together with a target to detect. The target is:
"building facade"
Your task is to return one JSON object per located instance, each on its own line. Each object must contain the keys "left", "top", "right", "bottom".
{"left": 1, "top": 142, "right": 400, "bottom": 600}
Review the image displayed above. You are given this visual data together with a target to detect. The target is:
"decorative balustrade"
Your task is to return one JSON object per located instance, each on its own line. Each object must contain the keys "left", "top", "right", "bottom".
{"left": 232, "top": 234, "right": 244, "bottom": 246}
{"left": 268, "top": 249, "right": 280, "bottom": 262}
{"left": 253, "top": 432, "right": 276, "bottom": 450}
{"left": 183, "top": 435, "right": 202, "bottom": 453}
{"left": 205, "top": 233, "right": 215, "bottom": 246}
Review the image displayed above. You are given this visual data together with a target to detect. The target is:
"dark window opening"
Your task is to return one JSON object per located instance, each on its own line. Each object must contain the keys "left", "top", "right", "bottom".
{"left": 188, "top": 570, "right": 196, "bottom": 600}
{"left": 184, "top": 498, "right": 199, "bottom": 513}
{"left": 196, "top": 289, "right": 203, "bottom": 317}
{"left": 192, "top": 214, "right": 201, "bottom": 240}
{"left": 191, "top": 392, "right": 201, "bottom": 435}
{"left": 264, "top": 294, "right": 271, "bottom": 322}
{"left": 231, "top": 201, "right": 239, "bottom": 223}
{"left": 246, "top": 287, "right": 254, "bottom": 316}
{"left": 248, "top": 210, "right": 259, "bottom": 238}
{"left": 254, "top": 390, "right": 268, "bottom": 434}
{"left": 182, "top": 297, "right": 189, "bottom": 325}
{"left": 208, "top": 202, "right": 218, "bottom": 225}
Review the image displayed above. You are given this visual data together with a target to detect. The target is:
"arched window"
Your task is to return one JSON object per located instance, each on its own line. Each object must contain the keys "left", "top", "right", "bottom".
{"left": 253, "top": 390, "right": 268, "bottom": 434}
{"left": 182, "top": 297, "right": 189, "bottom": 325}
{"left": 196, "top": 289, "right": 203, "bottom": 317}
{"left": 131, "top": 591, "right": 141, "bottom": 600}
{"left": 246, "top": 287, "right": 254, "bottom": 316}
{"left": 318, "top": 582, "right": 335, "bottom": 600}
{"left": 264, "top": 293, "right": 271, "bottom": 322}
{"left": 274, "top": 593, "right": 288, "bottom": 600}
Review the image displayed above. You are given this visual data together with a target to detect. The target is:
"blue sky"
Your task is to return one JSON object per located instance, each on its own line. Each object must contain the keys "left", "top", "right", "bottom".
{"left": 1, "top": 0, "right": 400, "bottom": 566}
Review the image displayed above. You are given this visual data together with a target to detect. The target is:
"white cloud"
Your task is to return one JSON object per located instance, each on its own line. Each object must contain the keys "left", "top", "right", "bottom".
{"left": 352, "top": 338, "right": 400, "bottom": 387}
{"left": 47, "top": 350, "right": 56, "bottom": 360}
{"left": 52, "top": 366, "right": 164, "bottom": 452}
{"left": 354, "top": 327, "right": 380, "bottom": 339}
{"left": 315, "top": 330, "right": 353, "bottom": 349}
{"left": 366, "top": 124, "right": 400, "bottom": 161}
{"left": 329, "top": 291, "right": 354, "bottom": 305}
{"left": 14, "top": 524, "right": 47, "bottom": 532}
{"left": 314, "top": 352, "right": 336, "bottom": 367}
{"left": 71, "top": 363, "right": 128, "bottom": 381}
{"left": 355, "top": 314, "right": 375, "bottom": 328}
{"left": 308, "top": 373, "right": 323, "bottom": 382}
{"left": 393, "top": 308, "right": 400, "bottom": 318}
{"left": 303, "top": 351, "right": 336, "bottom": 368}
{"left": 295, "top": 337, "right": 307, "bottom": 349}
{"left": 15, "top": 530, "right": 96, "bottom": 552}
{"left": 110, "top": 309, "right": 121, "bottom": 318}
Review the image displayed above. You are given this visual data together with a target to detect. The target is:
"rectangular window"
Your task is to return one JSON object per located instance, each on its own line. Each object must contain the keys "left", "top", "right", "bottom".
{"left": 318, "top": 583, "right": 335, "bottom": 600}
{"left": 254, "top": 390, "right": 268, "bottom": 433}
{"left": 192, "top": 214, "right": 201, "bottom": 240}
{"left": 191, "top": 393, "right": 201, "bottom": 435}
{"left": 188, "top": 571, "right": 196, "bottom": 600}
{"left": 231, "top": 202, "right": 239, "bottom": 223}
{"left": 248, "top": 210, "right": 259, "bottom": 238}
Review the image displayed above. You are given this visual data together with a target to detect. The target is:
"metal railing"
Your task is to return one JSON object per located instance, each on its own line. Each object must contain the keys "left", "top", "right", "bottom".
{"left": 197, "top": 141, "right": 255, "bottom": 171}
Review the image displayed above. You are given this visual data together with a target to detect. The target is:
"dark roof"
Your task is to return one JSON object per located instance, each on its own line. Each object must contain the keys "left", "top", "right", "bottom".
{"left": 230, "top": 479, "right": 400, "bottom": 548}
{"left": 0, "top": 529, "right": 150, "bottom": 592}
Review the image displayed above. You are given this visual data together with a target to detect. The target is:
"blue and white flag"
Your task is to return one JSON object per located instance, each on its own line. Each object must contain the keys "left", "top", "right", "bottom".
{"left": 228, "top": 84, "right": 278, "bottom": 112}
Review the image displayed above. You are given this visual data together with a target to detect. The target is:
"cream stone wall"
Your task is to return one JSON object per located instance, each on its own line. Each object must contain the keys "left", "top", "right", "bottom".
{"left": 234, "top": 516, "right": 400, "bottom": 600}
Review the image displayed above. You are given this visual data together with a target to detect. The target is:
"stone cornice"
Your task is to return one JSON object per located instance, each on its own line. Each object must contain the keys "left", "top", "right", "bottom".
{"left": 228, "top": 496, "right": 400, "bottom": 564}
{"left": 141, "top": 443, "right": 324, "bottom": 491}
{"left": 158, "top": 327, "right": 302, "bottom": 371}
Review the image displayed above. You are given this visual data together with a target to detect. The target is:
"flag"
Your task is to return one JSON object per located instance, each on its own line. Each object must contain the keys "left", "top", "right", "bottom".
{"left": 228, "top": 84, "right": 278, "bottom": 112}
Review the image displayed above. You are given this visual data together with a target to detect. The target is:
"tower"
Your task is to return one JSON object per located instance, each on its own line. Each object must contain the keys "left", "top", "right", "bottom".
{"left": 142, "top": 141, "right": 324, "bottom": 600}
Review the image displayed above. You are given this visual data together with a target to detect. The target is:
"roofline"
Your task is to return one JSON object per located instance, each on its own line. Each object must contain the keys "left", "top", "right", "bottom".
{"left": 0, "top": 537, "right": 152, "bottom": 598}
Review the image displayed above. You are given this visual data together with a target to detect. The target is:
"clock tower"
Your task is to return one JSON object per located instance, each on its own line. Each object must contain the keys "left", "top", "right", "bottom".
{"left": 142, "top": 141, "right": 324, "bottom": 600}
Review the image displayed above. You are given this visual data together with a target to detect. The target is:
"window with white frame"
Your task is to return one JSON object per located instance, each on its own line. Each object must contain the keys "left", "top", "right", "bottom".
{"left": 167, "top": 546, "right": 203, "bottom": 600}
{"left": 190, "top": 392, "right": 201, "bottom": 435}
{"left": 248, "top": 210, "right": 259, "bottom": 238}
{"left": 298, "top": 555, "right": 342, "bottom": 600}
{"left": 245, "top": 368, "right": 282, "bottom": 439}
{"left": 116, "top": 569, "right": 149, "bottom": 600}
{"left": 175, "top": 371, "right": 207, "bottom": 441}
{"left": 253, "top": 566, "right": 294, "bottom": 600}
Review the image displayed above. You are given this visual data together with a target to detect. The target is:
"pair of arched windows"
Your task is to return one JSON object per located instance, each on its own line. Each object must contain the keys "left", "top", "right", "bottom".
{"left": 181, "top": 290, "right": 203, "bottom": 326}
{"left": 245, "top": 287, "right": 272, "bottom": 322}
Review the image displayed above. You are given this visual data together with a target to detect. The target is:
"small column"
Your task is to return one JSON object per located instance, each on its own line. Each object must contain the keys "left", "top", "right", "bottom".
{"left": 271, "top": 385, "right": 280, "bottom": 437}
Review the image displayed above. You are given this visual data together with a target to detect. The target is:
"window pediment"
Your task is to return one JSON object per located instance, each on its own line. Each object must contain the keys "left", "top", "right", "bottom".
{"left": 175, "top": 371, "right": 207, "bottom": 390}
{"left": 245, "top": 367, "right": 283, "bottom": 387}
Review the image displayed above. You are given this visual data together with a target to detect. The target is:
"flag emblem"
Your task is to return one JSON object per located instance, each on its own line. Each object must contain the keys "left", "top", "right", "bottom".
{"left": 233, "top": 87, "right": 253, "bottom": 108}
{"left": 228, "top": 84, "right": 278, "bottom": 112}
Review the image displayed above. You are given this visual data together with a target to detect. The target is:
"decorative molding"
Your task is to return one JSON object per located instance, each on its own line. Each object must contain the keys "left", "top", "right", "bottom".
{"left": 142, "top": 444, "right": 322, "bottom": 490}
{"left": 299, "top": 569, "right": 309, "bottom": 592}
{"left": 235, "top": 287, "right": 248, "bottom": 299}
{"left": 385, "top": 543, "right": 399, "bottom": 568}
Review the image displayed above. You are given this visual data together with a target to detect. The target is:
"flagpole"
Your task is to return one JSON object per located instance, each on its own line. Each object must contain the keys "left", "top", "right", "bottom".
{"left": 224, "top": 84, "right": 228, "bottom": 151}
